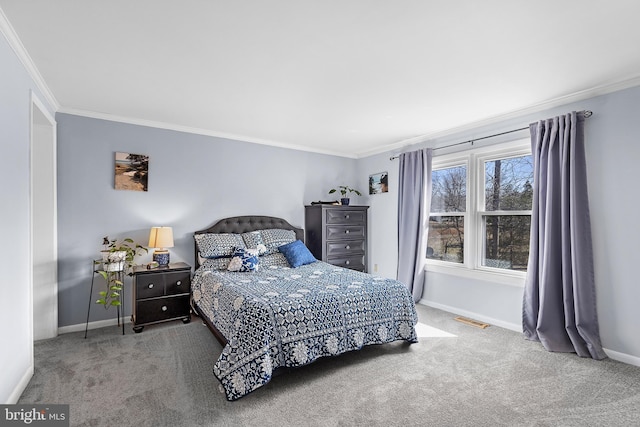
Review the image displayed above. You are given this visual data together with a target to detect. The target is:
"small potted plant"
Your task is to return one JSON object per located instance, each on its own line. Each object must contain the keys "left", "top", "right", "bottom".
{"left": 95, "top": 236, "right": 147, "bottom": 309}
{"left": 328, "top": 186, "right": 362, "bottom": 205}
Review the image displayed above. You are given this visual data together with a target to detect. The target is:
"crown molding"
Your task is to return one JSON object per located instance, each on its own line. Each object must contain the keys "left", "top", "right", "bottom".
{"left": 356, "top": 74, "right": 640, "bottom": 159}
{"left": 0, "top": 7, "right": 59, "bottom": 111}
{"left": 57, "top": 107, "right": 358, "bottom": 159}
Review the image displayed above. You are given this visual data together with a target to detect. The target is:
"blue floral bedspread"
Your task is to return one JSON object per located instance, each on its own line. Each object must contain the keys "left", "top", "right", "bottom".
{"left": 191, "top": 261, "right": 418, "bottom": 400}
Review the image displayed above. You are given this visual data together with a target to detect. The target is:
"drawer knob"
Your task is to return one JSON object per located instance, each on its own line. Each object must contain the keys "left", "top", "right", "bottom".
{"left": 345, "top": 214, "right": 350, "bottom": 219}
{"left": 345, "top": 260, "right": 350, "bottom": 265}
{"left": 148, "top": 283, "right": 154, "bottom": 289}
{"left": 161, "top": 306, "right": 168, "bottom": 312}
{"left": 345, "top": 230, "right": 350, "bottom": 234}
{"left": 176, "top": 280, "right": 182, "bottom": 286}
{"left": 346, "top": 245, "right": 351, "bottom": 250}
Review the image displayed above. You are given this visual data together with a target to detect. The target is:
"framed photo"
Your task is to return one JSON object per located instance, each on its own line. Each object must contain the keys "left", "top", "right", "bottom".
{"left": 369, "top": 171, "right": 389, "bottom": 194}
{"left": 115, "top": 152, "right": 149, "bottom": 192}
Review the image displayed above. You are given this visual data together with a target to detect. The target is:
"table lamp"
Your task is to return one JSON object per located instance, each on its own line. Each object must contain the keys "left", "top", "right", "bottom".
{"left": 148, "top": 226, "right": 174, "bottom": 266}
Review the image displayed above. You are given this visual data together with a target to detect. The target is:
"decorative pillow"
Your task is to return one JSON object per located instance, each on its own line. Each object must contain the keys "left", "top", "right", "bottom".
{"left": 242, "top": 231, "right": 263, "bottom": 249}
{"left": 241, "top": 231, "right": 269, "bottom": 255}
{"left": 227, "top": 248, "right": 260, "bottom": 272}
{"left": 259, "top": 253, "right": 291, "bottom": 268}
{"left": 278, "top": 240, "right": 317, "bottom": 268}
{"left": 195, "top": 233, "right": 246, "bottom": 259}
{"left": 200, "top": 257, "right": 231, "bottom": 270}
{"left": 260, "top": 229, "right": 297, "bottom": 255}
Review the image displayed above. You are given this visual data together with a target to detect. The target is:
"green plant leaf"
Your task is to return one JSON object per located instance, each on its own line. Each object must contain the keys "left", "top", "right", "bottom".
{"left": 110, "top": 300, "right": 121, "bottom": 306}
{"left": 96, "top": 299, "right": 106, "bottom": 305}
{"left": 98, "top": 291, "right": 107, "bottom": 297}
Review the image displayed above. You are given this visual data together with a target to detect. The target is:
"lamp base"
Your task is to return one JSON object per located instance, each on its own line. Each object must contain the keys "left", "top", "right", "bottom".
{"left": 153, "top": 250, "right": 170, "bottom": 266}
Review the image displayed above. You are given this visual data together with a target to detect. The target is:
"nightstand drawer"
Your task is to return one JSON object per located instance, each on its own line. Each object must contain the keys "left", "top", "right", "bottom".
{"left": 326, "top": 225, "right": 365, "bottom": 240}
{"left": 165, "top": 271, "right": 190, "bottom": 295}
{"left": 326, "top": 209, "right": 366, "bottom": 224}
{"left": 327, "top": 255, "right": 365, "bottom": 271}
{"left": 135, "top": 295, "right": 190, "bottom": 325}
{"left": 326, "top": 239, "right": 365, "bottom": 256}
{"left": 135, "top": 274, "right": 165, "bottom": 299}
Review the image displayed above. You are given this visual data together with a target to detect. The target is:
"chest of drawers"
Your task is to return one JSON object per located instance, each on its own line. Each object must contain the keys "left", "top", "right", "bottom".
{"left": 131, "top": 262, "right": 191, "bottom": 332}
{"left": 305, "top": 205, "right": 369, "bottom": 272}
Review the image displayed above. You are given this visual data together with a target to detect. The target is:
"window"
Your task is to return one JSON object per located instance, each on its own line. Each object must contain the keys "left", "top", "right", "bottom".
{"left": 481, "top": 154, "right": 533, "bottom": 271}
{"left": 426, "top": 140, "right": 532, "bottom": 277}
{"left": 428, "top": 164, "right": 467, "bottom": 264}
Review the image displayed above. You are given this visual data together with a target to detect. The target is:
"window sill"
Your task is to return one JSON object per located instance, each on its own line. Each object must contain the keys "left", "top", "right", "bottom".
{"left": 424, "top": 262, "right": 525, "bottom": 287}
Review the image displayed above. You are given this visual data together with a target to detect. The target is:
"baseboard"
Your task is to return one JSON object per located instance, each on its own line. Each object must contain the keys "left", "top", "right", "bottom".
{"left": 418, "top": 300, "right": 640, "bottom": 368}
{"left": 603, "top": 348, "right": 640, "bottom": 368}
{"left": 58, "top": 317, "right": 131, "bottom": 335}
{"left": 418, "top": 299, "right": 522, "bottom": 332}
{"left": 7, "top": 363, "right": 34, "bottom": 404}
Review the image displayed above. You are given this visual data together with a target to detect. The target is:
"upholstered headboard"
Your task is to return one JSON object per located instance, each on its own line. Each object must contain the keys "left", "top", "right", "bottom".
{"left": 193, "top": 215, "right": 304, "bottom": 268}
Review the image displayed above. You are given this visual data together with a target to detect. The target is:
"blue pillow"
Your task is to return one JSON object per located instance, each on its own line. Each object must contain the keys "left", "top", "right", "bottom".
{"left": 227, "top": 248, "right": 260, "bottom": 272}
{"left": 278, "top": 240, "right": 316, "bottom": 268}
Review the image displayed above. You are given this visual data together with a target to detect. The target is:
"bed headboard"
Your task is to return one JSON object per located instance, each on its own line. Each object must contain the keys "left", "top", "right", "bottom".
{"left": 193, "top": 215, "right": 304, "bottom": 268}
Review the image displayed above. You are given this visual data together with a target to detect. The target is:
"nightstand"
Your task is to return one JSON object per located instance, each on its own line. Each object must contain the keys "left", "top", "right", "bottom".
{"left": 131, "top": 262, "right": 191, "bottom": 333}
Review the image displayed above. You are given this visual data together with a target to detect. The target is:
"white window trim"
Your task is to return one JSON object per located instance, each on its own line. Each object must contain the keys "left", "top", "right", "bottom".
{"left": 425, "top": 138, "right": 531, "bottom": 287}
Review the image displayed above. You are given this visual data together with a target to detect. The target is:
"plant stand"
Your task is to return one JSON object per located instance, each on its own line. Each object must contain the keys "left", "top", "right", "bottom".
{"left": 84, "top": 259, "right": 126, "bottom": 338}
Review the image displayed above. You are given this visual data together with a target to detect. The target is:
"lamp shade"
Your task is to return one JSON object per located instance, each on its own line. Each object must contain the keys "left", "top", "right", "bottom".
{"left": 148, "top": 226, "right": 174, "bottom": 249}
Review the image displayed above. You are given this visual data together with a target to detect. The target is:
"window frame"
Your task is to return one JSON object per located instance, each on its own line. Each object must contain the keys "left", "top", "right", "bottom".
{"left": 425, "top": 139, "right": 531, "bottom": 286}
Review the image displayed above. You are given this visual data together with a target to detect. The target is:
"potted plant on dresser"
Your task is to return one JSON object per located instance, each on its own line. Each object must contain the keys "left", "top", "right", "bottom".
{"left": 96, "top": 236, "right": 147, "bottom": 308}
{"left": 328, "top": 185, "right": 362, "bottom": 205}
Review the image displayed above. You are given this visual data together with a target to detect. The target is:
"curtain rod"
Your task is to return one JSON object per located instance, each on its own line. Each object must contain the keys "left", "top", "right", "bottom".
{"left": 389, "top": 110, "right": 593, "bottom": 160}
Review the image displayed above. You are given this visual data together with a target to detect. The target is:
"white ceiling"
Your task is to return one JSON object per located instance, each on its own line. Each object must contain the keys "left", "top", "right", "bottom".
{"left": 2, "top": 1, "right": 640, "bottom": 158}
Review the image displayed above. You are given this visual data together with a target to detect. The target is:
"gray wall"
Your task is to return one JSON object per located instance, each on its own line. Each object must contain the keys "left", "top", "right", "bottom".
{"left": 56, "top": 113, "right": 360, "bottom": 327}
{"left": 0, "top": 33, "right": 56, "bottom": 401}
{"left": 357, "top": 85, "right": 640, "bottom": 362}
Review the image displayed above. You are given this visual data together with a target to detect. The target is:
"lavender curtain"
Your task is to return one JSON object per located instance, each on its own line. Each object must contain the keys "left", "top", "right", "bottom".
{"left": 397, "top": 148, "right": 432, "bottom": 302}
{"left": 522, "top": 111, "right": 606, "bottom": 359}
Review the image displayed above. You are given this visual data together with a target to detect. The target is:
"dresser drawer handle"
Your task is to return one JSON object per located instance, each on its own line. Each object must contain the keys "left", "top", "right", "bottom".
{"left": 345, "top": 230, "right": 350, "bottom": 234}
{"left": 148, "top": 283, "right": 154, "bottom": 289}
{"left": 161, "top": 306, "right": 168, "bottom": 312}
{"left": 345, "top": 260, "right": 350, "bottom": 265}
{"left": 345, "top": 245, "right": 351, "bottom": 250}
{"left": 176, "top": 280, "right": 182, "bottom": 286}
{"left": 345, "top": 214, "right": 350, "bottom": 219}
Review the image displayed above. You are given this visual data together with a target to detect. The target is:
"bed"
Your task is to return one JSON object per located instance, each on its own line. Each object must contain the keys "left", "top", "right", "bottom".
{"left": 191, "top": 215, "right": 418, "bottom": 400}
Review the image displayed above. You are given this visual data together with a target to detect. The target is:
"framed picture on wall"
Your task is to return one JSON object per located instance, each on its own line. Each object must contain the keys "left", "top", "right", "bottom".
{"left": 115, "top": 152, "right": 149, "bottom": 192}
{"left": 369, "top": 171, "right": 388, "bottom": 194}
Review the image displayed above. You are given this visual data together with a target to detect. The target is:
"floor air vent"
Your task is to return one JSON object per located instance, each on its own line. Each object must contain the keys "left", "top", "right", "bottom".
{"left": 454, "top": 316, "right": 490, "bottom": 329}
